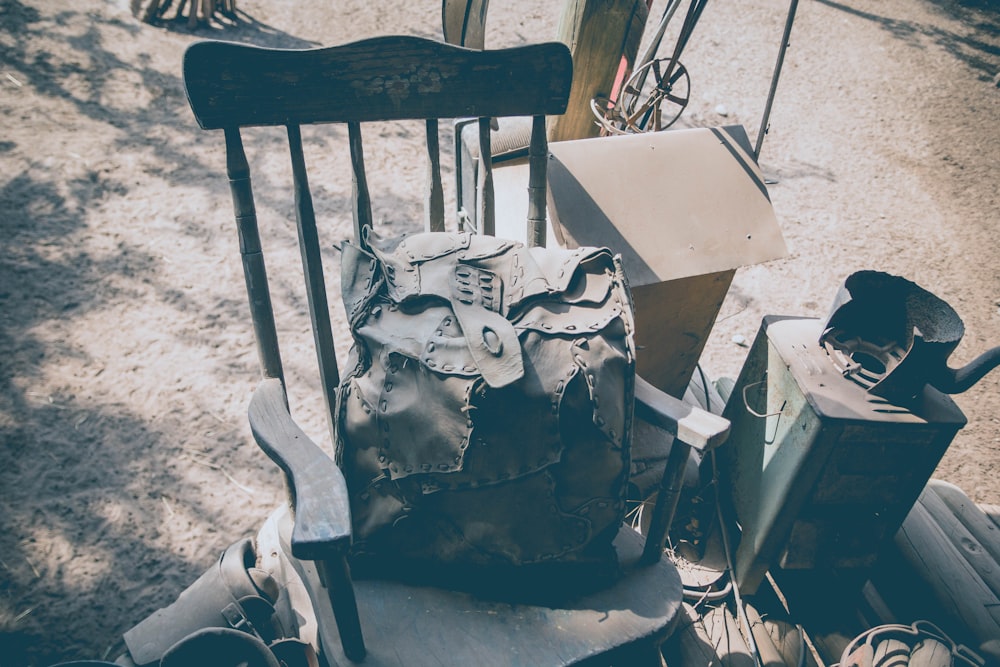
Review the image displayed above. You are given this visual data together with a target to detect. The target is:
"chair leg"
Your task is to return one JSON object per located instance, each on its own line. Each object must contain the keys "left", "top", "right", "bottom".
{"left": 641, "top": 440, "right": 692, "bottom": 564}
{"left": 316, "top": 556, "right": 366, "bottom": 662}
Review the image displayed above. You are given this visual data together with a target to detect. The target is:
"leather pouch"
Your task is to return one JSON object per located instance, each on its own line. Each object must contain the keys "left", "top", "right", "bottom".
{"left": 337, "top": 232, "right": 636, "bottom": 568}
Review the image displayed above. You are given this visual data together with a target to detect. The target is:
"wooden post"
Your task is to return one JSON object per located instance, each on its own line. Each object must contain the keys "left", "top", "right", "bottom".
{"left": 550, "top": 0, "right": 649, "bottom": 142}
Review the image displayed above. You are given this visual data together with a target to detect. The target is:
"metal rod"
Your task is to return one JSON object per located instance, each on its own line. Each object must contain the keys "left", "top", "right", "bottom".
{"left": 754, "top": 0, "right": 799, "bottom": 159}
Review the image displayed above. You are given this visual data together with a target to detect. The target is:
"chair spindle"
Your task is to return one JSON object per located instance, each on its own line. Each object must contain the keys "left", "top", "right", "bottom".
{"left": 348, "top": 121, "right": 374, "bottom": 249}
{"left": 286, "top": 124, "right": 341, "bottom": 442}
{"left": 425, "top": 119, "right": 446, "bottom": 232}
{"left": 225, "top": 127, "right": 284, "bottom": 382}
{"left": 477, "top": 117, "right": 495, "bottom": 237}
{"left": 526, "top": 114, "right": 548, "bottom": 247}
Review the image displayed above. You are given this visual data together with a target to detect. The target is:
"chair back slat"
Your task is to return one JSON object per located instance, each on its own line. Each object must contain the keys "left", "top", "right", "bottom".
{"left": 526, "top": 115, "right": 548, "bottom": 247}
{"left": 476, "top": 117, "right": 495, "bottom": 236}
{"left": 184, "top": 36, "right": 571, "bottom": 129}
{"left": 425, "top": 119, "right": 446, "bottom": 233}
{"left": 224, "top": 127, "right": 284, "bottom": 382}
{"left": 287, "top": 124, "right": 341, "bottom": 435}
{"left": 347, "top": 122, "right": 374, "bottom": 248}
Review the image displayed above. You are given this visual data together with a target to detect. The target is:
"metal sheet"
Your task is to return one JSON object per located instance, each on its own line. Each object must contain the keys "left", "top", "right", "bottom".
{"left": 546, "top": 125, "right": 786, "bottom": 285}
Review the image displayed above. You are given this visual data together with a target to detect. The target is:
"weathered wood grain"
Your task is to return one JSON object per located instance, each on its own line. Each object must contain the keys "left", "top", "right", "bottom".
{"left": 185, "top": 36, "right": 572, "bottom": 129}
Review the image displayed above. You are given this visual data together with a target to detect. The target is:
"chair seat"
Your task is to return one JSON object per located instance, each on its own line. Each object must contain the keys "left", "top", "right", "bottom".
{"left": 261, "top": 508, "right": 683, "bottom": 667}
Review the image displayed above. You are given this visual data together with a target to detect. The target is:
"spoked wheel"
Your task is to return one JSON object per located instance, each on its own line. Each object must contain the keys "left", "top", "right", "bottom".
{"left": 620, "top": 58, "right": 691, "bottom": 132}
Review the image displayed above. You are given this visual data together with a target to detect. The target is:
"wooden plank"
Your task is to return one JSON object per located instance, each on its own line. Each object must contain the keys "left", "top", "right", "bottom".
{"left": 184, "top": 36, "right": 572, "bottom": 129}
{"left": 842, "top": 643, "right": 874, "bottom": 667}
{"left": 894, "top": 500, "right": 1000, "bottom": 643}
{"left": 744, "top": 603, "right": 789, "bottom": 667}
{"left": 763, "top": 617, "right": 817, "bottom": 667}
{"left": 873, "top": 639, "right": 910, "bottom": 667}
{"left": 927, "top": 479, "right": 1000, "bottom": 565}
{"left": 663, "top": 603, "right": 719, "bottom": 667}
{"left": 918, "top": 487, "right": 1000, "bottom": 598}
{"left": 702, "top": 606, "right": 755, "bottom": 667}
{"left": 980, "top": 503, "right": 1000, "bottom": 531}
{"left": 907, "top": 639, "right": 950, "bottom": 667}
{"left": 550, "top": 0, "right": 649, "bottom": 142}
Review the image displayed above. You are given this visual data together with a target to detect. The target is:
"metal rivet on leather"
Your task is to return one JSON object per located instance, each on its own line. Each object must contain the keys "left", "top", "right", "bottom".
{"left": 482, "top": 327, "right": 503, "bottom": 356}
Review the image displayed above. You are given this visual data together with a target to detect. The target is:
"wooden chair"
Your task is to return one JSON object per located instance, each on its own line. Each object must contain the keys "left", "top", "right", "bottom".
{"left": 183, "top": 35, "right": 729, "bottom": 666}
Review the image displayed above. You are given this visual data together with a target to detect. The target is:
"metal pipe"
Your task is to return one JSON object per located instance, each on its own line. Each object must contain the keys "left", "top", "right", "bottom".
{"left": 754, "top": 0, "right": 799, "bottom": 159}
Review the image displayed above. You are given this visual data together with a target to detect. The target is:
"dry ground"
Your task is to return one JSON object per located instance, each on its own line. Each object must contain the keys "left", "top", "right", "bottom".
{"left": 0, "top": 0, "right": 997, "bottom": 664}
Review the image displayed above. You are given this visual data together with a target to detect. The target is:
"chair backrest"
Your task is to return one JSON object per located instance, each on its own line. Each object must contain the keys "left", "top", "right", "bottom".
{"left": 183, "top": 36, "right": 572, "bottom": 443}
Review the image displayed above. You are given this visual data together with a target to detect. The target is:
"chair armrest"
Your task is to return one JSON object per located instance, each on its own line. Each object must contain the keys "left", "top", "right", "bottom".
{"left": 634, "top": 375, "right": 730, "bottom": 452}
{"left": 249, "top": 378, "right": 366, "bottom": 661}
{"left": 248, "top": 378, "right": 352, "bottom": 560}
{"left": 633, "top": 374, "right": 731, "bottom": 565}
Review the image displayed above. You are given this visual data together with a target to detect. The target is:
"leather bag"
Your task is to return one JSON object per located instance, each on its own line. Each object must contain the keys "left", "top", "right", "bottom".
{"left": 337, "top": 232, "right": 636, "bottom": 570}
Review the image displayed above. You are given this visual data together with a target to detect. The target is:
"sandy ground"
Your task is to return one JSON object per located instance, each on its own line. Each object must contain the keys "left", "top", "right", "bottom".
{"left": 0, "top": 0, "right": 997, "bottom": 664}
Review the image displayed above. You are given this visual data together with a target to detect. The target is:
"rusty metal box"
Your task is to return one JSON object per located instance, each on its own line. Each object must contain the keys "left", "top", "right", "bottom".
{"left": 721, "top": 316, "right": 966, "bottom": 594}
